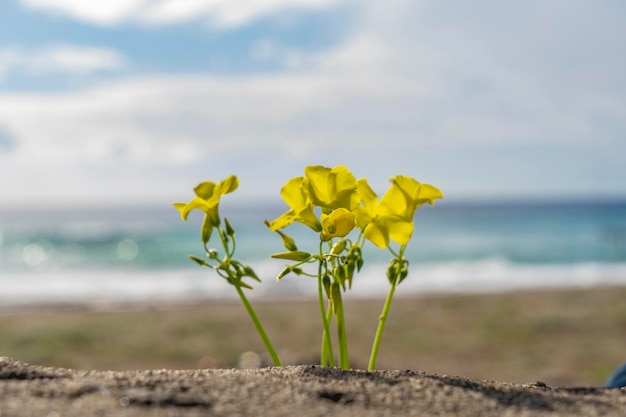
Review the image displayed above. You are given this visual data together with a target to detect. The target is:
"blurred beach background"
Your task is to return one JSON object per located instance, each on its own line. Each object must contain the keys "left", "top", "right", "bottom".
{"left": 1, "top": 1, "right": 626, "bottom": 386}
{"left": 2, "top": 201, "right": 626, "bottom": 305}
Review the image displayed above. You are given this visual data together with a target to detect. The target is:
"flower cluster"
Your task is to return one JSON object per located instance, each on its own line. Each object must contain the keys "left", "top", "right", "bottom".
{"left": 174, "top": 175, "right": 282, "bottom": 366}
{"left": 174, "top": 175, "right": 239, "bottom": 247}
{"left": 267, "top": 165, "right": 442, "bottom": 369}
{"left": 174, "top": 165, "right": 442, "bottom": 371}
{"left": 268, "top": 165, "right": 443, "bottom": 250}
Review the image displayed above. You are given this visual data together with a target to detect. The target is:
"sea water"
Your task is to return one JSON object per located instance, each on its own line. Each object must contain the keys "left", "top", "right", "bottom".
{"left": 1, "top": 200, "right": 625, "bottom": 306}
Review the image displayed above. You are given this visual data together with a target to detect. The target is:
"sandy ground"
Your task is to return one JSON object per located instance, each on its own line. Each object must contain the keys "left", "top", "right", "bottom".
{"left": 1, "top": 357, "right": 626, "bottom": 417}
{"left": 2, "top": 286, "right": 626, "bottom": 386}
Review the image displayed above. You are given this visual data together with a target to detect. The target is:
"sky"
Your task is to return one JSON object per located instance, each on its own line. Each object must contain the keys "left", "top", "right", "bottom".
{"left": 0, "top": 0, "right": 625, "bottom": 208}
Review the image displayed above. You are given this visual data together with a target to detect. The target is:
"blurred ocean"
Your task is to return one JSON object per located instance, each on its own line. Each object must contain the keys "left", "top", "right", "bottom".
{"left": 1, "top": 200, "right": 626, "bottom": 307}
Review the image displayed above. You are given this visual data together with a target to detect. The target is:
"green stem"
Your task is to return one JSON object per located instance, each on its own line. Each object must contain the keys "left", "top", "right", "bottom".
{"left": 368, "top": 245, "right": 407, "bottom": 371}
{"left": 325, "top": 306, "right": 335, "bottom": 366}
{"left": 367, "top": 274, "right": 397, "bottom": 371}
{"left": 334, "top": 289, "right": 350, "bottom": 369}
{"left": 235, "top": 285, "right": 282, "bottom": 366}
{"left": 318, "top": 271, "right": 335, "bottom": 367}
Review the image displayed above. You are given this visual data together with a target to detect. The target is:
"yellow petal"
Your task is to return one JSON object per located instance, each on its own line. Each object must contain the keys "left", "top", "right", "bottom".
{"left": 304, "top": 165, "right": 360, "bottom": 210}
{"left": 363, "top": 222, "right": 390, "bottom": 248}
{"left": 357, "top": 178, "right": 378, "bottom": 216}
{"left": 390, "top": 175, "right": 421, "bottom": 197}
{"left": 379, "top": 185, "right": 412, "bottom": 220}
{"left": 179, "top": 197, "right": 210, "bottom": 220}
{"left": 268, "top": 209, "right": 297, "bottom": 231}
{"left": 207, "top": 175, "right": 239, "bottom": 207}
{"left": 390, "top": 175, "right": 443, "bottom": 208}
{"left": 328, "top": 166, "right": 359, "bottom": 210}
{"left": 304, "top": 165, "right": 332, "bottom": 207}
{"left": 173, "top": 202, "right": 186, "bottom": 217}
{"left": 415, "top": 183, "right": 443, "bottom": 206}
{"left": 321, "top": 208, "right": 356, "bottom": 241}
{"left": 352, "top": 206, "right": 372, "bottom": 228}
{"left": 297, "top": 205, "right": 323, "bottom": 232}
{"left": 219, "top": 175, "right": 239, "bottom": 195}
{"left": 280, "top": 176, "right": 308, "bottom": 211}
{"left": 193, "top": 181, "right": 216, "bottom": 199}
{"left": 387, "top": 218, "right": 414, "bottom": 245}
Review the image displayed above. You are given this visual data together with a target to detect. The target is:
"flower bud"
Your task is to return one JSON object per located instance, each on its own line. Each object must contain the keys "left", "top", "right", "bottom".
{"left": 224, "top": 218, "right": 236, "bottom": 238}
{"left": 188, "top": 255, "right": 208, "bottom": 266}
{"left": 330, "top": 239, "right": 347, "bottom": 255}
{"left": 270, "top": 251, "right": 311, "bottom": 261}
{"left": 276, "top": 266, "right": 293, "bottom": 281}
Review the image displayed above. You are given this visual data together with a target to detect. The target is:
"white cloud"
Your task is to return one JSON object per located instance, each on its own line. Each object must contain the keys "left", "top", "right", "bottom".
{"left": 20, "top": 0, "right": 344, "bottom": 27}
{"left": 0, "top": 45, "right": 126, "bottom": 81}
{"left": 1, "top": 0, "right": 626, "bottom": 205}
{"left": 20, "top": 0, "right": 149, "bottom": 26}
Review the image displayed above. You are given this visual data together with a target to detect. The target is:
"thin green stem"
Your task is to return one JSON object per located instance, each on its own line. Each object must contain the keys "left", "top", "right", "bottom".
{"left": 235, "top": 285, "right": 282, "bottom": 366}
{"left": 334, "top": 289, "right": 350, "bottom": 369}
{"left": 317, "top": 262, "right": 334, "bottom": 367}
{"left": 227, "top": 231, "right": 236, "bottom": 258}
{"left": 368, "top": 245, "right": 407, "bottom": 371}
{"left": 367, "top": 274, "right": 397, "bottom": 370}
{"left": 321, "top": 305, "right": 335, "bottom": 367}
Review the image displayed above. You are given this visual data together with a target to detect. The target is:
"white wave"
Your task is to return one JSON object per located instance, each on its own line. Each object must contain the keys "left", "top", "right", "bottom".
{"left": 2, "top": 259, "right": 626, "bottom": 307}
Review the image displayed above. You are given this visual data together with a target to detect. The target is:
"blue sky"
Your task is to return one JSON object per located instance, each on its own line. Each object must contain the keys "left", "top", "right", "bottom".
{"left": 0, "top": 0, "right": 625, "bottom": 207}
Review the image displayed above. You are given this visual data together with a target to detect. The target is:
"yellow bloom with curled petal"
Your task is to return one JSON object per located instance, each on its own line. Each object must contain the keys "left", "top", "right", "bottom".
{"left": 354, "top": 177, "right": 442, "bottom": 248}
{"left": 304, "top": 165, "right": 360, "bottom": 212}
{"left": 320, "top": 208, "right": 356, "bottom": 241}
{"left": 173, "top": 175, "right": 239, "bottom": 244}
{"left": 353, "top": 179, "right": 413, "bottom": 248}
{"left": 268, "top": 176, "right": 322, "bottom": 232}
{"left": 387, "top": 175, "right": 443, "bottom": 219}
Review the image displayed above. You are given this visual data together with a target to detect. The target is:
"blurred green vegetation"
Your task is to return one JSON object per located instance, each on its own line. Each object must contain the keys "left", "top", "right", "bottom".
{"left": 1, "top": 286, "right": 625, "bottom": 386}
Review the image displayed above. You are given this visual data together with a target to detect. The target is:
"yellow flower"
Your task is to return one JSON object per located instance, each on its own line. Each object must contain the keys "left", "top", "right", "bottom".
{"left": 320, "top": 208, "right": 356, "bottom": 241}
{"left": 269, "top": 165, "right": 359, "bottom": 232}
{"left": 352, "top": 179, "right": 411, "bottom": 248}
{"left": 173, "top": 175, "right": 239, "bottom": 244}
{"left": 267, "top": 176, "right": 322, "bottom": 232}
{"left": 388, "top": 175, "right": 443, "bottom": 219}
{"left": 354, "top": 177, "right": 442, "bottom": 248}
{"left": 304, "top": 165, "right": 360, "bottom": 212}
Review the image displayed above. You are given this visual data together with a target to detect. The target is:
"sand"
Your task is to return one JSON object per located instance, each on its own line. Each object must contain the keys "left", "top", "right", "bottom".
{"left": 3, "top": 287, "right": 626, "bottom": 415}
{"left": 1, "top": 357, "right": 625, "bottom": 417}
{"left": 3, "top": 286, "right": 626, "bottom": 386}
